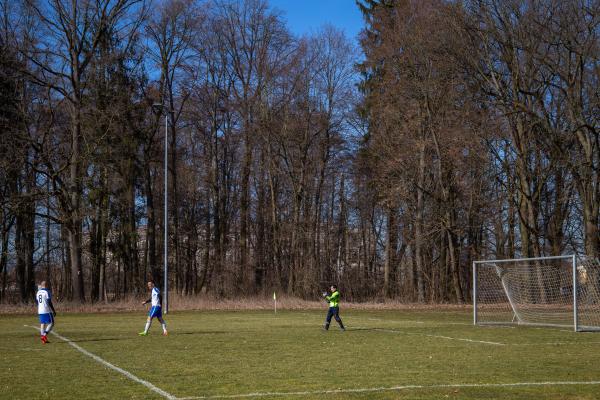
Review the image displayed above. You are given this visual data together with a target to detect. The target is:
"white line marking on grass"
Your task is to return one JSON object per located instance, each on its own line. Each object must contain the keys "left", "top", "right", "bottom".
{"left": 178, "top": 381, "right": 600, "bottom": 399}
{"left": 368, "top": 318, "right": 426, "bottom": 323}
{"left": 416, "top": 333, "right": 505, "bottom": 346}
{"left": 365, "top": 318, "right": 469, "bottom": 326}
{"left": 25, "top": 326, "right": 176, "bottom": 400}
{"left": 373, "top": 328, "right": 506, "bottom": 346}
{"left": 510, "top": 341, "right": 600, "bottom": 346}
{"left": 525, "top": 326, "right": 573, "bottom": 333}
{"left": 488, "top": 326, "right": 516, "bottom": 329}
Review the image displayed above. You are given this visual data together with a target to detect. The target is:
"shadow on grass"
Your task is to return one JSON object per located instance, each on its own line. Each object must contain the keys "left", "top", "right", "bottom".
{"left": 46, "top": 330, "right": 233, "bottom": 344}
{"left": 171, "top": 330, "right": 231, "bottom": 336}
{"left": 345, "top": 327, "right": 403, "bottom": 333}
{"left": 51, "top": 337, "right": 137, "bottom": 344}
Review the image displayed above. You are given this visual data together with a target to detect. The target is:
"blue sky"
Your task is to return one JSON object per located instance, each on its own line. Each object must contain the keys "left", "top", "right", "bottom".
{"left": 269, "top": 0, "right": 364, "bottom": 42}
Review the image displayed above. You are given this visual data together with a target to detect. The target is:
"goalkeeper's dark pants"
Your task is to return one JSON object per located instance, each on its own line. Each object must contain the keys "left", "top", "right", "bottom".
{"left": 324, "top": 307, "right": 345, "bottom": 330}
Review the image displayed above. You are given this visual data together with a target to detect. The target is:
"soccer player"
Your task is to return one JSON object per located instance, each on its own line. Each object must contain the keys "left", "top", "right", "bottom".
{"left": 139, "top": 281, "right": 168, "bottom": 336}
{"left": 322, "top": 284, "right": 345, "bottom": 331}
{"left": 36, "top": 281, "right": 56, "bottom": 344}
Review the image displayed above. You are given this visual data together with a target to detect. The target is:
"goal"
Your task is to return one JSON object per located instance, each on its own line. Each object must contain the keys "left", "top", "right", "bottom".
{"left": 473, "top": 255, "right": 600, "bottom": 332}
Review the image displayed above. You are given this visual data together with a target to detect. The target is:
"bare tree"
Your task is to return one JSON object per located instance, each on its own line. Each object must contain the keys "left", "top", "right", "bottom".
{"left": 23, "top": 0, "right": 146, "bottom": 301}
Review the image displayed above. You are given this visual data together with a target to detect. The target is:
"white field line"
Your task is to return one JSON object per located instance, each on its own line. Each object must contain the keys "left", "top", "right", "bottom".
{"left": 415, "top": 333, "right": 505, "bottom": 346}
{"left": 477, "top": 324, "right": 516, "bottom": 329}
{"left": 509, "top": 341, "right": 600, "bottom": 346}
{"left": 178, "top": 381, "right": 600, "bottom": 400}
{"left": 365, "top": 318, "right": 470, "bottom": 326}
{"left": 367, "top": 318, "right": 424, "bottom": 323}
{"left": 371, "top": 327, "right": 506, "bottom": 346}
{"left": 25, "top": 325, "right": 176, "bottom": 400}
{"left": 357, "top": 324, "right": 598, "bottom": 346}
{"left": 525, "top": 326, "right": 573, "bottom": 333}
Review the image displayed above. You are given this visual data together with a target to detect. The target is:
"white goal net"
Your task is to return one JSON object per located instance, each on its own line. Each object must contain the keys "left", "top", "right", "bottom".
{"left": 473, "top": 255, "right": 600, "bottom": 331}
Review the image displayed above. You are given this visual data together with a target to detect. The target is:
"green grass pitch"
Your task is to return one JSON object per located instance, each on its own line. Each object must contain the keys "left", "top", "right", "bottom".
{"left": 1, "top": 309, "right": 599, "bottom": 399}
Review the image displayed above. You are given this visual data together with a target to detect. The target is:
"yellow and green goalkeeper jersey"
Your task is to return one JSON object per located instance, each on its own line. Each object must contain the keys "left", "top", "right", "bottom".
{"left": 326, "top": 290, "right": 340, "bottom": 308}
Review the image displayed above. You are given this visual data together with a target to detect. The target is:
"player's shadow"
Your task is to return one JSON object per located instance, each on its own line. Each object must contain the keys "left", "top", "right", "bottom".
{"left": 49, "top": 331, "right": 232, "bottom": 343}
{"left": 54, "top": 337, "right": 136, "bottom": 344}
{"left": 175, "top": 330, "right": 231, "bottom": 336}
{"left": 345, "top": 327, "right": 402, "bottom": 333}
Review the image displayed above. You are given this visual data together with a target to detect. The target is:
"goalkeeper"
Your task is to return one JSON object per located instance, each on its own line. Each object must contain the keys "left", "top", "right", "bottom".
{"left": 322, "top": 285, "right": 345, "bottom": 331}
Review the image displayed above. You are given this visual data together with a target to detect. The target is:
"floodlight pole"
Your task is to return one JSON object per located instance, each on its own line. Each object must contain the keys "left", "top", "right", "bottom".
{"left": 163, "top": 112, "right": 168, "bottom": 315}
{"left": 154, "top": 103, "right": 169, "bottom": 315}
{"left": 572, "top": 254, "right": 577, "bottom": 332}
{"left": 472, "top": 261, "right": 477, "bottom": 326}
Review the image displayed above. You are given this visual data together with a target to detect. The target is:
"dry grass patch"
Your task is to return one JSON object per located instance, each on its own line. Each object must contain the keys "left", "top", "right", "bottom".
{"left": 0, "top": 294, "right": 471, "bottom": 315}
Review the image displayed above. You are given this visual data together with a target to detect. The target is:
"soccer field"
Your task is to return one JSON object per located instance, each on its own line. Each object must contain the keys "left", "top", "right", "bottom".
{"left": 1, "top": 309, "right": 599, "bottom": 399}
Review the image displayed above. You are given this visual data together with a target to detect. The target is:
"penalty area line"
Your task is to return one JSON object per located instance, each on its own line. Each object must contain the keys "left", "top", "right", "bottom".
{"left": 415, "top": 333, "right": 505, "bottom": 346}
{"left": 25, "top": 325, "right": 176, "bottom": 400}
{"left": 372, "top": 328, "right": 506, "bottom": 346}
{"left": 178, "top": 381, "right": 600, "bottom": 399}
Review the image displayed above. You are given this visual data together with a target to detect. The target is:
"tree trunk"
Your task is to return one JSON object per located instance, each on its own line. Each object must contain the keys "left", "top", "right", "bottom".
{"left": 145, "top": 165, "right": 159, "bottom": 284}
{"left": 446, "top": 221, "right": 464, "bottom": 304}
{"left": 60, "top": 224, "right": 72, "bottom": 300}
{"left": 90, "top": 209, "right": 100, "bottom": 302}
{"left": 384, "top": 205, "right": 398, "bottom": 298}
{"left": 168, "top": 109, "right": 181, "bottom": 294}
{"left": 69, "top": 106, "right": 85, "bottom": 302}
{"left": 68, "top": 223, "right": 84, "bottom": 302}
{"left": 415, "top": 141, "right": 426, "bottom": 302}
{"left": 0, "top": 219, "right": 11, "bottom": 302}
{"left": 240, "top": 129, "right": 251, "bottom": 290}
{"left": 15, "top": 169, "right": 36, "bottom": 303}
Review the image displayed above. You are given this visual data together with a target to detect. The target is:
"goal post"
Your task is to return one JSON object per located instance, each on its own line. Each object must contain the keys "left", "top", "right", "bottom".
{"left": 473, "top": 255, "right": 600, "bottom": 332}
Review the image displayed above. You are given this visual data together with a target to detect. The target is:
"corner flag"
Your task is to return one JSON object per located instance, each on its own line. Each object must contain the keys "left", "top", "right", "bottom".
{"left": 273, "top": 292, "right": 277, "bottom": 313}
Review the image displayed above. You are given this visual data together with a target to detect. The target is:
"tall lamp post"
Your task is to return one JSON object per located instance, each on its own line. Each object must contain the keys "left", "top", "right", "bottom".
{"left": 153, "top": 103, "right": 169, "bottom": 314}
